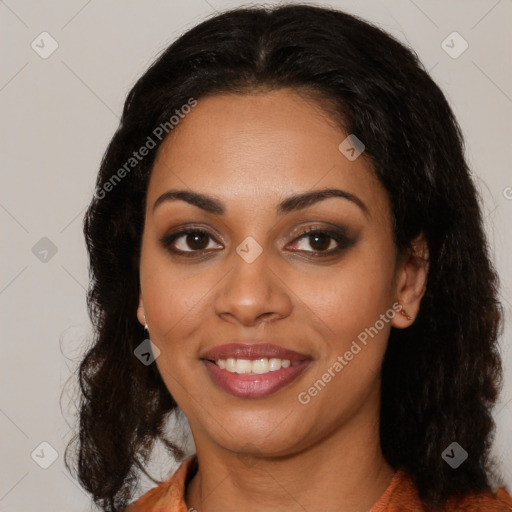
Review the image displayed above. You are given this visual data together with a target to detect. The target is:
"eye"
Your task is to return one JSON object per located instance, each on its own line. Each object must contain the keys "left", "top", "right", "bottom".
{"left": 160, "top": 225, "right": 355, "bottom": 258}
{"left": 161, "top": 228, "right": 222, "bottom": 255}
{"left": 287, "top": 227, "right": 355, "bottom": 256}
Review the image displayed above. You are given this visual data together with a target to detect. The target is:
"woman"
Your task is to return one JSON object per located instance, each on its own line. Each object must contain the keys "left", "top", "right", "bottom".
{"left": 66, "top": 4, "right": 512, "bottom": 511}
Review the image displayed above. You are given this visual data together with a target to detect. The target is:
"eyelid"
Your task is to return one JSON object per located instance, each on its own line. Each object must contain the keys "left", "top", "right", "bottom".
{"left": 162, "top": 223, "right": 223, "bottom": 242}
{"left": 289, "top": 222, "right": 351, "bottom": 240}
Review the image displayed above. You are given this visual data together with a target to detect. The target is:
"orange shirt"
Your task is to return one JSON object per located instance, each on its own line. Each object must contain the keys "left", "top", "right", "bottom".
{"left": 126, "top": 454, "right": 512, "bottom": 511}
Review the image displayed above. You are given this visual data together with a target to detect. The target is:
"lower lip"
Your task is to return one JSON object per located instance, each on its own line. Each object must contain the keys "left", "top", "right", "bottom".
{"left": 202, "top": 360, "right": 311, "bottom": 398}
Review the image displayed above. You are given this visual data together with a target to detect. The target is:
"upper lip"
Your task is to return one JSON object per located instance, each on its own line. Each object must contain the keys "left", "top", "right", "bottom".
{"left": 200, "top": 343, "right": 311, "bottom": 362}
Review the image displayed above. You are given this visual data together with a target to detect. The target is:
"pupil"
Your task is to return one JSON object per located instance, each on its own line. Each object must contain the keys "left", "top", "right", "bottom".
{"left": 310, "top": 234, "right": 329, "bottom": 251}
{"left": 188, "top": 233, "right": 208, "bottom": 250}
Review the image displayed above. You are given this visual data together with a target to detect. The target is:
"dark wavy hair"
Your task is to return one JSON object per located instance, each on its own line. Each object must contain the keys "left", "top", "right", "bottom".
{"left": 65, "top": 4, "right": 505, "bottom": 511}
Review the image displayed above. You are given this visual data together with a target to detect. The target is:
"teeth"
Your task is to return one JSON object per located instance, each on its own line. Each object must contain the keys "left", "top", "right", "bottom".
{"left": 226, "top": 358, "right": 237, "bottom": 372}
{"left": 252, "top": 359, "right": 269, "bottom": 374}
{"left": 235, "top": 359, "right": 252, "bottom": 374}
{"left": 269, "top": 358, "right": 281, "bottom": 371}
{"left": 215, "top": 357, "right": 293, "bottom": 374}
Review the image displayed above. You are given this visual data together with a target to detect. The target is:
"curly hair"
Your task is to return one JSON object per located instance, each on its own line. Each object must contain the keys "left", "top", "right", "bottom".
{"left": 65, "top": 4, "right": 505, "bottom": 511}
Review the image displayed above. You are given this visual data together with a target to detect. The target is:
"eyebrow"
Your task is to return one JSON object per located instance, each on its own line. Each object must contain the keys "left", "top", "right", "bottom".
{"left": 152, "top": 188, "right": 369, "bottom": 217}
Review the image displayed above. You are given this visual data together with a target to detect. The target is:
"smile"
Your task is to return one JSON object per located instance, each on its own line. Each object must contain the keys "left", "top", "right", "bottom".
{"left": 200, "top": 343, "right": 311, "bottom": 398}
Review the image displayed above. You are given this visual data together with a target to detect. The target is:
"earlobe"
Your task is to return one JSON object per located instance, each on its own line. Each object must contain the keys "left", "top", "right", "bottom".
{"left": 136, "top": 292, "right": 146, "bottom": 327}
{"left": 391, "top": 232, "right": 430, "bottom": 329}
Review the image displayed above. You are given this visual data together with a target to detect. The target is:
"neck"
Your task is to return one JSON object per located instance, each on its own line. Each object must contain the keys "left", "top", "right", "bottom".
{"left": 185, "top": 389, "right": 395, "bottom": 512}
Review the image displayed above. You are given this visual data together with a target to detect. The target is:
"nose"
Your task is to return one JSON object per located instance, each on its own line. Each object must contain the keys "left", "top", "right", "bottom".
{"left": 213, "top": 244, "right": 293, "bottom": 327}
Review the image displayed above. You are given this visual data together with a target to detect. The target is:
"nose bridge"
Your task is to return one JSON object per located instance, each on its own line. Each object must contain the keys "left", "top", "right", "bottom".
{"left": 214, "top": 235, "right": 291, "bottom": 325}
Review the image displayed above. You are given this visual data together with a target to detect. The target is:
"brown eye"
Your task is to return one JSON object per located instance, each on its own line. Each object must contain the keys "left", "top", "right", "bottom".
{"left": 161, "top": 229, "right": 222, "bottom": 255}
{"left": 307, "top": 233, "right": 333, "bottom": 252}
{"left": 288, "top": 228, "right": 355, "bottom": 256}
{"left": 185, "top": 232, "right": 209, "bottom": 250}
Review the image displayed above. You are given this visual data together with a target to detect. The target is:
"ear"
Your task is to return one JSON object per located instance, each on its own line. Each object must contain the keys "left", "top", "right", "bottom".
{"left": 136, "top": 291, "right": 146, "bottom": 327}
{"left": 391, "top": 232, "right": 429, "bottom": 329}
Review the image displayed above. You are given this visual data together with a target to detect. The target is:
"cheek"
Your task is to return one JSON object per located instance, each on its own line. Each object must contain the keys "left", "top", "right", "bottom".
{"left": 295, "top": 267, "right": 394, "bottom": 420}
{"left": 140, "top": 248, "right": 211, "bottom": 351}
{"left": 142, "top": 259, "right": 209, "bottom": 403}
{"left": 295, "top": 247, "right": 396, "bottom": 345}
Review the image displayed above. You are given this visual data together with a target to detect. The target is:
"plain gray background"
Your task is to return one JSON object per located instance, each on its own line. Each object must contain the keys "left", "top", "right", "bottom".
{"left": 1, "top": 0, "right": 511, "bottom": 510}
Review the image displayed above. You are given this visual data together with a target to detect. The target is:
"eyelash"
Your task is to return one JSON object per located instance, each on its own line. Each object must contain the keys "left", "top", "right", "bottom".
{"left": 160, "top": 225, "right": 354, "bottom": 258}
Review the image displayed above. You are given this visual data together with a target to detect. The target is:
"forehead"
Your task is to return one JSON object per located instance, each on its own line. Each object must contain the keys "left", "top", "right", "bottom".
{"left": 147, "top": 89, "right": 390, "bottom": 223}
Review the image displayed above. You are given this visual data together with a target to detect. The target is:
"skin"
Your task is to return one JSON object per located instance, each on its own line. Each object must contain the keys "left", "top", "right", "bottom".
{"left": 136, "top": 88, "right": 429, "bottom": 512}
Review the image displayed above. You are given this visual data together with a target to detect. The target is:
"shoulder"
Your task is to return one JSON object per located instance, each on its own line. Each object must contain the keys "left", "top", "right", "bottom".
{"left": 125, "top": 455, "right": 197, "bottom": 512}
{"left": 372, "top": 470, "right": 512, "bottom": 512}
{"left": 443, "top": 484, "right": 512, "bottom": 512}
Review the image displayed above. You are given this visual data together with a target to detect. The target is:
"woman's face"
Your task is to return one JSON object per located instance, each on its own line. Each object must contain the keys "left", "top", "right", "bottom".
{"left": 137, "top": 88, "right": 421, "bottom": 458}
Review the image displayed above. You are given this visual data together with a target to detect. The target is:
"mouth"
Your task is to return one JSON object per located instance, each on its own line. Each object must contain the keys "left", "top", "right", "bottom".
{"left": 200, "top": 343, "right": 312, "bottom": 398}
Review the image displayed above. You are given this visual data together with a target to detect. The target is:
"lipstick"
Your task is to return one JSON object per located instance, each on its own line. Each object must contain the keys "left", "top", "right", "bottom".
{"left": 200, "top": 343, "right": 311, "bottom": 398}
